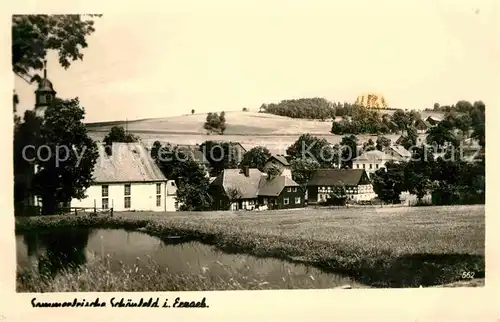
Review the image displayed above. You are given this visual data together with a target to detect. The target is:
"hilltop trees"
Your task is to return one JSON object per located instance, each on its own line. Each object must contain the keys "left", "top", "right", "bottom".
{"left": 261, "top": 98, "right": 333, "bottom": 120}
{"left": 30, "top": 98, "right": 99, "bottom": 215}
{"left": 191, "top": 109, "right": 195, "bottom": 115}
{"left": 239, "top": 146, "right": 271, "bottom": 172}
{"left": 204, "top": 112, "right": 227, "bottom": 134}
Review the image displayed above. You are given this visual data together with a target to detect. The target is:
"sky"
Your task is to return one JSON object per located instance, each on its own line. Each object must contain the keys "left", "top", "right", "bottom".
{"left": 13, "top": 0, "right": 499, "bottom": 123}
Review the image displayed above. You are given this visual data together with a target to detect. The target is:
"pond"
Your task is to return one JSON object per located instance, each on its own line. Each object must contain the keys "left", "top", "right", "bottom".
{"left": 16, "top": 228, "right": 361, "bottom": 290}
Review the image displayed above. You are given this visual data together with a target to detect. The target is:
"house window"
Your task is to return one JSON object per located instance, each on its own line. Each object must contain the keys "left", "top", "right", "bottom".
{"left": 369, "top": 164, "right": 373, "bottom": 169}
{"left": 102, "top": 198, "right": 109, "bottom": 210}
{"left": 356, "top": 164, "right": 359, "bottom": 169}
{"left": 102, "top": 185, "right": 109, "bottom": 197}
{"left": 362, "top": 164, "right": 365, "bottom": 169}
{"left": 284, "top": 197, "right": 290, "bottom": 205}
{"left": 101, "top": 185, "right": 109, "bottom": 210}
{"left": 287, "top": 187, "right": 292, "bottom": 192}
{"left": 156, "top": 183, "right": 162, "bottom": 207}
{"left": 124, "top": 184, "right": 131, "bottom": 209}
{"left": 293, "top": 187, "right": 297, "bottom": 192}
{"left": 376, "top": 164, "right": 379, "bottom": 168}
{"left": 295, "top": 197, "right": 301, "bottom": 204}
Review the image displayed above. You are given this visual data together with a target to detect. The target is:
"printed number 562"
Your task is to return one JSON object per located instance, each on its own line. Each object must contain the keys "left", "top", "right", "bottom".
{"left": 462, "top": 272, "right": 475, "bottom": 279}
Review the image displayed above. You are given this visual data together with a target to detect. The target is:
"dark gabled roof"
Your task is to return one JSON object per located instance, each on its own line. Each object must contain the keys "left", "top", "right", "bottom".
{"left": 258, "top": 175, "right": 299, "bottom": 196}
{"left": 211, "top": 168, "right": 300, "bottom": 198}
{"left": 414, "top": 119, "right": 430, "bottom": 129}
{"left": 307, "top": 169, "right": 367, "bottom": 187}
{"left": 266, "top": 155, "right": 290, "bottom": 166}
{"left": 211, "top": 168, "right": 263, "bottom": 199}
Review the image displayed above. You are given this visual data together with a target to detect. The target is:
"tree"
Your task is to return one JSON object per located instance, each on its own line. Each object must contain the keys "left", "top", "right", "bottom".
{"left": 265, "top": 164, "right": 282, "bottom": 179}
{"left": 226, "top": 187, "right": 243, "bottom": 210}
{"left": 151, "top": 143, "right": 213, "bottom": 211}
{"left": 191, "top": 109, "right": 195, "bottom": 115}
{"left": 242, "top": 107, "right": 248, "bottom": 112}
{"left": 290, "top": 158, "right": 321, "bottom": 184}
{"left": 376, "top": 136, "right": 391, "bottom": 151}
{"left": 362, "top": 139, "right": 376, "bottom": 152}
{"left": 14, "top": 110, "right": 43, "bottom": 212}
{"left": 204, "top": 112, "right": 227, "bottom": 134}
{"left": 102, "top": 126, "right": 138, "bottom": 154}
{"left": 12, "top": 14, "right": 101, "bottom": 83}
{"left": 339, "top": 135, "right": 358, "bottom": 168}
{"left": 403, "top": 146, "right": 436, "bottom": 203}
{"left": 200, "top": 141, "right": 239, "bottom": 176}
{"left": 239, "top": 146, "right": 271, "bottom": 172}
{"left": 30, "top": 98, "right": 99, "bottom": 215}
{"left": 286, "top": 134, "right": 335, "bottom": 168}
{"left": 426, "top": 123, "right": 458, "bottom": 152}
{"left": 372, "top": 161, "right": 405, "bottom": 204}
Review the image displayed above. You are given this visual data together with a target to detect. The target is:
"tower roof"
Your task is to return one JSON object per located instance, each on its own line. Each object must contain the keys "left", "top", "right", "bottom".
{"left": 35, "top": 60, "right": 56, "bottom": 93}
{"left": 36, "top": 78, "right": 56, "bottom": 93}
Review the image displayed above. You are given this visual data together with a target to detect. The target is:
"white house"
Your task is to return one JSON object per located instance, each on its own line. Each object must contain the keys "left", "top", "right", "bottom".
{"left": 71, "top": 142, "right": 178, "bottom": 212}
{"left": 352, "top": 150, "right": 401, "bottom": 177}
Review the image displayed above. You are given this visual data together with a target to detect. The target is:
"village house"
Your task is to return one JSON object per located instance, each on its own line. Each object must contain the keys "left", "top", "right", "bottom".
{"left": 352, "top": 150, "right": 401, "bottom": 177}
{"left": 414, "top": 119, "right": 431, "bottom": 134}
{"left": 306, "top": 169, "right": 375, "bottom": 203}
{"left": 209, "top": 166, "right": 305, "bottom": 211}
{"left": 263, "top": 155, "right": 292, "bottom": 179}
{"left": 383, "top": 145, "right": 412, "bottom": 161}
{"left": 70, "top": 142, "right": 178, "bottom": 212}
{"left": 425, "top": 115, "right": 442, "bottom": 126}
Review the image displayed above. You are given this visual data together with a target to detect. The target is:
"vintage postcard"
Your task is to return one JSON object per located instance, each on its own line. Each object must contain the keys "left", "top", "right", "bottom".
{"left": 1, "top": 0, "right": 499, "bottom": 321}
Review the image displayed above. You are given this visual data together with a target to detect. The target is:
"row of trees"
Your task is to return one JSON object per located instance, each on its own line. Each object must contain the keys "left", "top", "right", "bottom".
{"left": 373, "top": 147, "right": 485, "bottom": 205}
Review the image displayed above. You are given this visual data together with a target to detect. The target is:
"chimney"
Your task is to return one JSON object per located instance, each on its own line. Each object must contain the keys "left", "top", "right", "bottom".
{"left": 243, "top": 166, "right": 249, "bottom": 177}
{"left": 43, "top": 60, "right": 47, "bottom": 79}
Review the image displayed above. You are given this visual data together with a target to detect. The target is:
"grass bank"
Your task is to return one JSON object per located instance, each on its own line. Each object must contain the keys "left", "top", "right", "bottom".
{"left": 16, "top": 205, "right": 485, "bottom": 289}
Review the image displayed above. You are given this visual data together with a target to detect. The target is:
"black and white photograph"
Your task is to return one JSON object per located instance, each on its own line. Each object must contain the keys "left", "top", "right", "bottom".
{"left": 10, "top": 1, "right": 489, "bottom": 298}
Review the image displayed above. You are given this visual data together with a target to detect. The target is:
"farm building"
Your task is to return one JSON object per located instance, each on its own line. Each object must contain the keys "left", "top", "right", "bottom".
{"left": 383, "top": 145, "right": 412, "bottom": 161}
{"left": 70, "top": 142, "right": 178, "bottom": 212}
{"left": 352, "top": 150, "right": 401, "bottom": 177}
{"left": 306, "top": 169, "right": 376, "bottom": 203}
{"left": 209, "top": 167, "right": 305, "bottom": 211}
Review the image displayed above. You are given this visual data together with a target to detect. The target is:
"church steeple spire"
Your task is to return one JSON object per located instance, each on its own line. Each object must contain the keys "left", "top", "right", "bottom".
{"left": 34, "top": 59, "right": 56, "bottom": 118}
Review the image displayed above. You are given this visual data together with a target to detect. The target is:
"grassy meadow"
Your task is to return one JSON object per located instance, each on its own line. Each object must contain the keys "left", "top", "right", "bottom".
{"left": 16, "top": 205, "right": 484, "bottom": 291}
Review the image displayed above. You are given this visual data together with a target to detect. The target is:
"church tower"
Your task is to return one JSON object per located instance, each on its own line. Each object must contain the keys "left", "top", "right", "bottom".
{"left": 34, "top": 60, "right": 56, "bottom": 118}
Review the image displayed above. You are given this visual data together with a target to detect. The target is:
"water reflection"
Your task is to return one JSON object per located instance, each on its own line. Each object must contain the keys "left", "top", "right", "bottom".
{"left": 16, "top": 228, "right": 358, "bottom": 288}
{"left": 20, "top": 228, "right": 94, "bottom": 277}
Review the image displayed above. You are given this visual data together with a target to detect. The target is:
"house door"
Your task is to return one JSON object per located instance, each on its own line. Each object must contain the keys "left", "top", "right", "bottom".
{"left": 238, "top": 200, "right": 243, "bottom": 210}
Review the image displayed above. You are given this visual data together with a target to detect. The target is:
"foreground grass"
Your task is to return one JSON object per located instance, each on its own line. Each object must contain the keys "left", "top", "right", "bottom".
{"left": 16, "top": 205, "right": 485, "bottom": 290}
{"left": 17, "top": 252, "right": 358, "bottom": 292}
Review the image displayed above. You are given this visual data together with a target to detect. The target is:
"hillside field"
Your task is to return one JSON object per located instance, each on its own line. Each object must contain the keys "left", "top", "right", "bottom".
{"left": 87, "top": 111, "right": 439, "bottom": 154}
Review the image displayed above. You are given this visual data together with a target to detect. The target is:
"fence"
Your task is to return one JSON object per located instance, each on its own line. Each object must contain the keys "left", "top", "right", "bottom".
{"left": 14, "top": 205, "right": 114, "bottom": 217}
